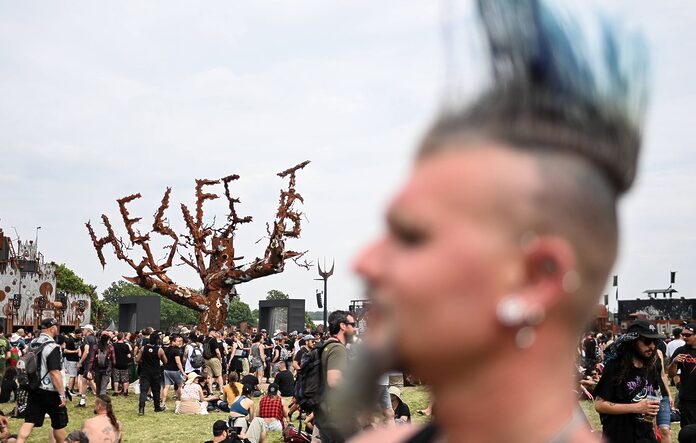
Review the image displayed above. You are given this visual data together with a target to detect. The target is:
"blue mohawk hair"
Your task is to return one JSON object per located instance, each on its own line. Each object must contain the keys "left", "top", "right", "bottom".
{"left": 421, "top": 0, "right": 650, "bottom": 195}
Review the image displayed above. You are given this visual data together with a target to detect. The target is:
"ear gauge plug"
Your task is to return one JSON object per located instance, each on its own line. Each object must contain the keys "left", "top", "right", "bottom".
{"left": 496, "top": 295, "right": 526, "bottom": 327}
{"left": 496, "top": 295, "right": 547, "bottom": 349}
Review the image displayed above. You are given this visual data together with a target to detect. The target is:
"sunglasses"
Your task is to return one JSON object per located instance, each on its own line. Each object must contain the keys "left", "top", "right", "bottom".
{"left": 344, "top": 322, "right": 356, "bottom": 327}
{"left": 683, "top": 333, "right": 693, "bottom": 338}
{"left": 639, "top": 337, "right": 657, "bottom": 345}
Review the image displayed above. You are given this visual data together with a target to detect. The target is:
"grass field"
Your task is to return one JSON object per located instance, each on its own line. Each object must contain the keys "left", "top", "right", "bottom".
{"left": 1, "top": 386, "right": 433, "bottom": 442}
{"left": 2, "top": 387, "right": 679, "bottom": 442}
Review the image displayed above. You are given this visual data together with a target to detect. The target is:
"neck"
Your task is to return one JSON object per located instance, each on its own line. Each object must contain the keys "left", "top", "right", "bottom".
{"left": 431, "top": 325, "right": 587, "bottom": 443}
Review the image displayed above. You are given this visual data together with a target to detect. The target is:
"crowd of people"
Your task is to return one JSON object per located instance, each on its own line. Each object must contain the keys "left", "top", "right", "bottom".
{"left": 0, "top": 309, "right": 413, "bottom": 443}
{"left": 576, "top": 320, "right": 696, "bottom": 443}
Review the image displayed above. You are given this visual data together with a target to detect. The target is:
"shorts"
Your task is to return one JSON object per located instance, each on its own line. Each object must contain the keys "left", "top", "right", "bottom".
{"left": 25, "top": 389, "right": 69, "bottom": 429}
{"left": 164, "top": 369, "right": 184, "bottom": 386}
{"left": 658, "top": 394, "right": 671, "bottom": 427}
{"left": 64, "top": 360, "right": 78, "bottom": 377}
{"left": 113, "top": 368, "right": 129, "bottom": 384}
{"left": 205, "top": 358, "right": 222, "bottom": 378}
{"left": 263, "top": 419, "right": 283, "bottom": 432}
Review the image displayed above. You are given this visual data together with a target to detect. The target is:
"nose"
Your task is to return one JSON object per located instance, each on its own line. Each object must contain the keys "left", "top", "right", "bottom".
{"left": 353, "top": 237, "right": 387, "bottom": 283}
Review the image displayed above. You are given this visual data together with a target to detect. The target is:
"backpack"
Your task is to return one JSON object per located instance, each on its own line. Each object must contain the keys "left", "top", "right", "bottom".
{"left": 9, "top": 346, "right": 20, "bottom": 368}
{"left": 294, "top": 339, "right": 339, "bottom": 413}
{"left": 190, "top": 345, "right": 205, "bottom": 369}
{"left": 202, "top": 339, "right": 213, "bottom": 360}
{"left": 17, "top": 341, "right": 51, "bottom": 391}
{"left": 283, "top": 424, "right": 312, "bottom": 443}
{"left": 97, "top": 347, "right": 111, "bottom": 370}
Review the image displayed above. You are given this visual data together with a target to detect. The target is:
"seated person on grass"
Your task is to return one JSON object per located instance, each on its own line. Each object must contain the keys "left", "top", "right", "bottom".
{"left": 258, "top": 383, "right": 288, "bottom": 432}
{"left": 219, "top": 373, "right": 245, "bottom": 412}
{"left": 176, "top": 372, "right": 208, "bottom": 415}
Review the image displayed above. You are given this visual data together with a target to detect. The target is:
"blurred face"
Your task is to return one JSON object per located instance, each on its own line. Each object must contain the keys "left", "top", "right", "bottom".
{"left": 685, "top": 330, "right": 696, "bottom": 346}
{"left": 354, "top": 147, "right": 538, "bottom": 376}
{"left": 635, "top": 338, "right": 656, "bottom": 360}
{"left": 306, "top": 340, "right": 315, "bottom": 349}
{"left": 175, "top": 336, "right": 183, "bottom": 347}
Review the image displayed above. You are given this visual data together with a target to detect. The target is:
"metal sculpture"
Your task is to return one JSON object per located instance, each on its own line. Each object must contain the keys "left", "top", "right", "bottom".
{"left": 86, "top": 161, "right": 310, "bottom": 330}
{"left": 316, "top": 258, "right": 334, "bottom": 329}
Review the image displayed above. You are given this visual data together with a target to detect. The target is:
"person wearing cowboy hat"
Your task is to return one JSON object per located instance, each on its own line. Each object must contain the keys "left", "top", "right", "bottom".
{"left": 594, "top": 320, "right": 667, "bottom": 443}
{"left": 670, "top": 322, "right": 696, "bottom": 429}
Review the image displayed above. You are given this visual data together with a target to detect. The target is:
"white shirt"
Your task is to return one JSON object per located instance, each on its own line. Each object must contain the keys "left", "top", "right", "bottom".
{"left": 667, "top": 338, "right": 686, "bottom": 359}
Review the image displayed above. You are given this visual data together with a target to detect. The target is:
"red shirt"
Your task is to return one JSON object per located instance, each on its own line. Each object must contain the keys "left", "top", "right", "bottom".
{"left": 259, "top": 394, "right": 285, "bottom": 426}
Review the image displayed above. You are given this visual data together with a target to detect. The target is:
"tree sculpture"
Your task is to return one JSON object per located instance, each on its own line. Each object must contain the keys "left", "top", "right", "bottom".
{"left": 86, "top": 161, "right": 310, "bottom": 330}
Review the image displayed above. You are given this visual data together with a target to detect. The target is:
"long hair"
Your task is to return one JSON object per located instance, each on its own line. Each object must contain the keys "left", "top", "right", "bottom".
{"left": 614, "top": 340, "right": 659, "bottom": 387}
{"left": 228, "top": 372, "right": 240, "bottom": 397}
{"left": 95, "top": 394, "right": 119, "bottom": 433}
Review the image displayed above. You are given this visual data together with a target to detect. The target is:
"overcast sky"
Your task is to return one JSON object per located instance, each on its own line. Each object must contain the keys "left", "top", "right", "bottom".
{"left": 1, "top": 1, "right": 695, "bottom": 316}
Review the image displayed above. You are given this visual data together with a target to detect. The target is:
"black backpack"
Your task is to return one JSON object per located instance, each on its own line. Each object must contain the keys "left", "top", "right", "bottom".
{"left": 17, "top": 341, "right": 51, "bottom": 391}
{"left": 202, "top": 339, "right": 213, "bottom": 360}
{"left": 294, "top": 339, "right": 339, "bottom": 413}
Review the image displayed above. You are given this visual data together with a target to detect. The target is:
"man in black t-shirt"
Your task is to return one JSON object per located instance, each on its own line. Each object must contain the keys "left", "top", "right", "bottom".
{"left": 63, "top": 331, "right": 81, "bottom": 395}
{"left": 162, "top": 334, "right": 185, "bottom": 408}
{"left": 204, "top": 329, "right": 224, "bottom": 394}
{"left": 669, "top": 322, "right": 696, "bottom": 428}
{"left": 112, "top": 333, "right": 132, "bottom": 396}
{"left": 273, "top": 361, "right": 295, "bottom": 397}
{"left": 594, "top": 320, "right": 664, "bottom": 443}
{"left": 292, "top": 335, "right": 315, "bottom": 373}
{"left": 76, "top": 324, "right": 97, "bottom": 408}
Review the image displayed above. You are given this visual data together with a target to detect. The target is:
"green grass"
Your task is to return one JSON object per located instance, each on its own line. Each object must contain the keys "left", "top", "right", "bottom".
{"left": 12, "top": 386, "right": 681, "bottom": 442}
{"left": 1, "top": 386, "right": 433, "bottom": 442}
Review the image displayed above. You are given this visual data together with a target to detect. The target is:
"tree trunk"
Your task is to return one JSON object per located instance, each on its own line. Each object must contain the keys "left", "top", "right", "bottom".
{"left": 196, "top": 286, "right": 234, "bottom": 331}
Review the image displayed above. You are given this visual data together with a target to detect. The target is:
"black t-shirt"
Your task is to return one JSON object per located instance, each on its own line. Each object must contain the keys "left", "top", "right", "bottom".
{"left": 207, "top": 337, "right": 220, "bottom": 359}
{"left": 164, "top": 346, "right": 183, "bottom": 371}
{"left": 273, "top": 370, "right": 295, "bottom": 397}
{"left": 294, "top": 348, "right": 308, "bottom": 367}
{"left": 584, "top": 338, "right": 597, "bottom": 359}
{"left": 140, "top": 344, "right": 161, "bottom": 372}
{"left": 82, "top": 335, "right": 97, "bottom": 366}
{"left": 241, "top": 374, "right": 259, "bottom": 390}
{"left": 64, "top": 336, "right": 79, "bottom": 362}
{"left": 594, "top": 359, "right": 661, "bottom": 443}
{"left": 113, "top": 342, "right": 131, "bottom": 370}
{"left": 674, "top": 344, "right": 696, "bottom": 401}
{"left": 394, "top": 401, "right": 411, "bottom": 422}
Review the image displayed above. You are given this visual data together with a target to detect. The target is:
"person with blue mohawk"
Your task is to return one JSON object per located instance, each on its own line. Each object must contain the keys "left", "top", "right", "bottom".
{"left": 349, "top": 0, "right": 650, "bottom": 442}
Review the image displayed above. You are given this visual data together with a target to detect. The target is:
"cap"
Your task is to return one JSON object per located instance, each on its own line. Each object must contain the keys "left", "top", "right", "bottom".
{"left": 684, "top": 323, "right": 696, "bottom": 333}
{"left": 388, "top": 386, "right": 402, "bottom": 400}
{"left": 303, "top": 334, "right": 315, "bottom": 341}
{"left": 180, "top": 327, "right": 190, "bottom": 335}
{"left": 274, "top": 335, "right": 283, "bottom": 341}
{"left": 162, "top": 336, "right": 170, "bottom": 345}
{"left": 267, "top": 383, "right": 279, "bottom": 395}
{"left": 242, "top": 384, "right": 253, "bottom": 396}
{"left": 627, "top": 320, "right": 665, "bottom": 339}
{"left": 41, "top": 318, "right": 58, "bottom": 329}
{"left": 212, "top": 420, "right": 228, "bottom": 436}
{"left": 82, "top": 324, "right": 94, "bottom": 332}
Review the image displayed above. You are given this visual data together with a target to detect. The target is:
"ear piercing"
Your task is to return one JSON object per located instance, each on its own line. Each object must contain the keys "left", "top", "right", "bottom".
{"left": 496, "top": 294, "right": 546, "bottom": 349}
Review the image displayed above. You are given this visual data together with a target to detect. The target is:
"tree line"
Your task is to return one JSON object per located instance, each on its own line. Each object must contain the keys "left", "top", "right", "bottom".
{"left": 55, "top": 264, "right": 314, "bottom": 330}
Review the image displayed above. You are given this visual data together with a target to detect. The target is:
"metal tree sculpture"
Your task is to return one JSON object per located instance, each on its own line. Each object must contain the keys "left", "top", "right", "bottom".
{"left": 86, "top": 161, "right": 310, "bottom": 330}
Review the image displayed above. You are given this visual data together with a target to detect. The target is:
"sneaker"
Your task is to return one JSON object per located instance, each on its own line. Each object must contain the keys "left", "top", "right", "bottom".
{"left": 77, "top": 397, "right": 86, "bottom": 408}
{"left": 154, "top": 407, "right": 166, "bottom": 413}
{"left": 65, "top": 389, "right": 73, "bottom": 402}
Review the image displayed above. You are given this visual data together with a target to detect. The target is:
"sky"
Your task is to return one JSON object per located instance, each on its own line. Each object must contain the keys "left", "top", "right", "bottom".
{"left": 1, "top": 1, "right": 695, "bottom": 316}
